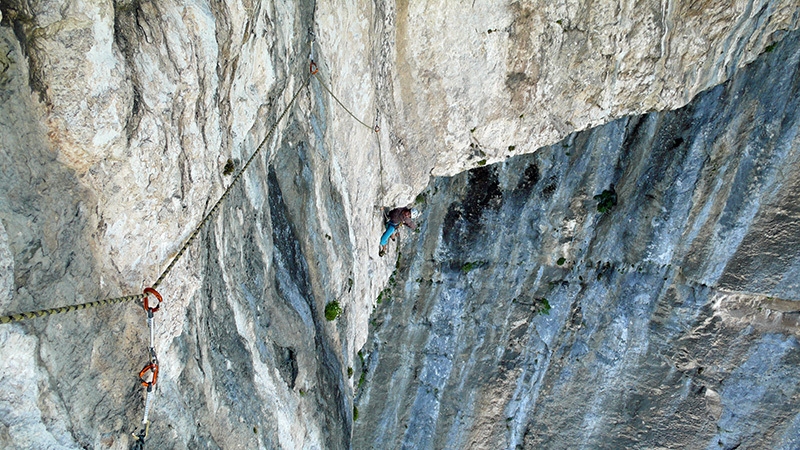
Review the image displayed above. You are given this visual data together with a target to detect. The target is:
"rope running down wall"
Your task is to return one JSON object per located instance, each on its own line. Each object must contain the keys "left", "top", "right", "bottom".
{"left": 0, "top": 58, "right": 383, "bottom": 321}
{"left": 310, "top": 67, "right": 386, "bottom": 199}
{"left": 0, "top": 75, "right": 310, "bottom": 324}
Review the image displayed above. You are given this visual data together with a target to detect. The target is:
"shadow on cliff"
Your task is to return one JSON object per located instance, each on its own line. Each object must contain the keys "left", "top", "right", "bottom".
{"left": 353, "top": 28, "right": 800, "bottom": 450}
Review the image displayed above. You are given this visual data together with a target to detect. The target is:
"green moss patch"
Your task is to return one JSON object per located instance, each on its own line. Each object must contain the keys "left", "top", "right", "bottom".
{"left": 324, "top": 301, "right": 342, "bottom": 321}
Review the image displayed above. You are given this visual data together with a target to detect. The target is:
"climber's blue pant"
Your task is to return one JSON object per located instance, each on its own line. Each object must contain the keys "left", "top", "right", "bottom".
{"left": 380, "top": 223, "right": 398, "bottom": 246}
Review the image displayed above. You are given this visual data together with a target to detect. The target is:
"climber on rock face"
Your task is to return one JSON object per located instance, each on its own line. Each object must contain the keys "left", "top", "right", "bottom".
{"left": 379, "top": 207, "right": 418, "bottom": 256}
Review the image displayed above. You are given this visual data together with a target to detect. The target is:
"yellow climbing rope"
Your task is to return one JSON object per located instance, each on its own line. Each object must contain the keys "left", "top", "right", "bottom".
{"left": 0, "top": 73, "right": 310, "bottom": 324}
{"left": 0, "top": 293, "right": 145, "bottom": 324}
{"left": 152, "top": 74, "right": 310, "bottom": 290}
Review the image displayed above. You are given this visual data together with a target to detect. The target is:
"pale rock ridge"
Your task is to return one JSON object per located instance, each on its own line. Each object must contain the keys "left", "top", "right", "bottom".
{"left": 381, "top": 0, "right": 799, "bottom": 187}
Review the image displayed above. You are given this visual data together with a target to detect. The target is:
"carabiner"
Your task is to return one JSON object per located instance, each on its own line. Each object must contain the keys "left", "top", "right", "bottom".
{"left": 142, "top": 287, "right": 163, "bottom": 314}
{"left": 139, "top": 363, "right": 159, "bottom": 389}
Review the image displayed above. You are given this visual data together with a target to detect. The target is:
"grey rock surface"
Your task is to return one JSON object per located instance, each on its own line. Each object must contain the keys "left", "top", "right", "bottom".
{"left": 0, "top": 0, "right": 356, "bottom": 448}
{"left": 0, "top": 0, "right": 799, "bottom": 448}
{"left": 353, "top": 29, "right": 800, "bottom": 450}
{"left": 375, "top": 0, "right": 800, "bottom": 185}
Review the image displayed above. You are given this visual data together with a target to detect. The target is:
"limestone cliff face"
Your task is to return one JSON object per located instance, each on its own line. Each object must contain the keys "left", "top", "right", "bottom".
{"left": 0, "top": 0, "right": 798, "bottom": 449}
{"left": 353, "top": 30, "right": 800, "bottom": 449}
{"left": 378, "top": 0, "right": 799, "bottom": 187}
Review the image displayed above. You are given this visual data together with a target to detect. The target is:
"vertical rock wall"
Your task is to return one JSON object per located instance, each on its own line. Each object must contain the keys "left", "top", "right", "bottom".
{"left": 0, "top": 0, "right": 799, "bottom": 448}
{"left": 353, "top": 29, "right": 800, "bottom": 450}
{"left": 0, "top": 0, "right": 363, "bottom": 447}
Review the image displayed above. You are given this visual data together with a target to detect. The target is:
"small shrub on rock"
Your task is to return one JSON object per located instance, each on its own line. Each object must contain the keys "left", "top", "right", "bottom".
{"left": 325, "top": 301, "right": 342, "bottom": 321}
{"left": 594, "top": 185, "right": 618, "bottom": 213}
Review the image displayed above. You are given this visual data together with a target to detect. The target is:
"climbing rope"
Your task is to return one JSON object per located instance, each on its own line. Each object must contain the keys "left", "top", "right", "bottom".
{"left": 151, "top": 73, "right": 310, "bottom": 289}
{"left": 130, "top": 287, "right": 162, "bottom": 450}
{"left": 310, "top": 63, "right": 378, "bottom": 133}
{"left": 375, "top": 116, "right": 386, "bottom": 200}
{"left": 0, "top": 293, "right": 145, "bottom": 324}
{"left": 374, "top": 110, "right": 387, "bottom": 201}
{"left": 308, "top": 61, "right": 386, "bottom": 201}
{"left": 0, "top": 72, "right": 309, "bottom": 326}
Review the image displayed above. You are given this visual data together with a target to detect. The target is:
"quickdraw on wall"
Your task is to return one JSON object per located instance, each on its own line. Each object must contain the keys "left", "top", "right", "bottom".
{"left": 1, "top": 48, "right": 387, "bottom": 448}
{"left": 130, "top": 287, "right": 162, "bottom": 450}
{"left": 0, "top": 62, "right": 309, "bottom": 447}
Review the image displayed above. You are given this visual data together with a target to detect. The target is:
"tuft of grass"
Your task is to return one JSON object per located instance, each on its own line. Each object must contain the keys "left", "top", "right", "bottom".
{"left": 376, "top": 255, "right": 401, "bottom": 304}
{"left": 461, "top": 261, "right": 482, "bottom": 274}
{"left": 556, "top": 257, "right": 566, "bottom": 266}
{"left": 537, "top": 298, "right": 551, "bottom": 315}
{"left": 594, "top": 186, "right": 618, "bottom": 213}
{"left": 377, "top": 287, "right": 391, "bottom": 304}
{"left": 223, "top": 158, "right": 235, "bottom": 175}
{"left": 358, "top": 371, "right": 366, "bottom": 388}
{"left": 324, "top": 301, "right": 342, "bottom": 321}
{"left": 508, "top": 145, "right": 515, "bottom": 151}
{"left": 513, "top": 297, "right": 552, "bottom": 315}
{"left": 356, "top": 349, "right": 368, "bottom": 388}
{"left": 347, "top": 367, "right": 354, "bottom": 378}
{"left": 353, "top": 406, "right": 359, "bottom": 421}
{"left": 764, "top": 42, "right": 777, "bottom": 53}
{"left": 477, "top": 159, "right": 487, "bottom": 166}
